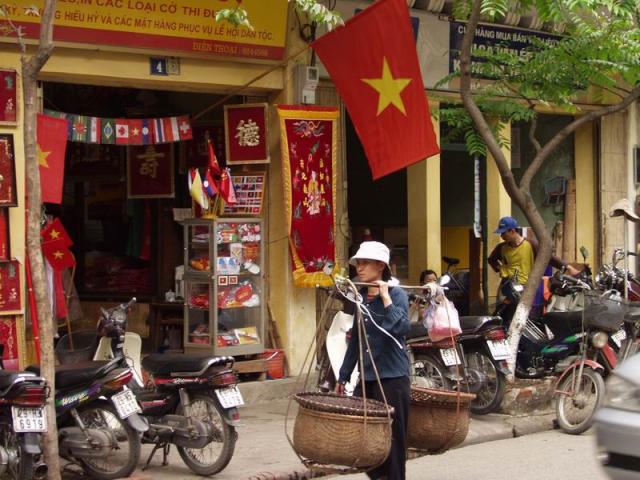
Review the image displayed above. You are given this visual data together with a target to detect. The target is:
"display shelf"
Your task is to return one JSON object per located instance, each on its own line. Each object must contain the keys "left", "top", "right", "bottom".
{"left": 181, "top": 218, "right": 265, "bottom": 355}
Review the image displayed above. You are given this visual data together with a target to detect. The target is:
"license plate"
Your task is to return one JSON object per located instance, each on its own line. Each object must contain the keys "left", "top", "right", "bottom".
{"left": 12, "top": 407, "right": 47, "bottom": 433}
{"left": 612, "top": 329, "right": 627, "bottom": 348}
{"left": 112, "top": 389, "right": 141, "bottom": 419}
{"left": 440, "top": 348, "right": 461, "bottom": 366}
{"left": 215, "top": 386, "right": 244, "bottom": 409}
{"left": 487, "top": 339, "right": 511, "bottom": 360}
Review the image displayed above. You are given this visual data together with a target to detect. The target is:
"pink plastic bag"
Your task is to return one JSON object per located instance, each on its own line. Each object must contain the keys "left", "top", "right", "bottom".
{"left": 423, "top": 297, "right": 461, "bottom": 342}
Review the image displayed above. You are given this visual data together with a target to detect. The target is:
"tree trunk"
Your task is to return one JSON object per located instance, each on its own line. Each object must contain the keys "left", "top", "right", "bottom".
{"left": 458, "top": 0, "right": 639, "bottom": 382}
{"left": 20, "top": 1, "right": 60, "bottom": 478}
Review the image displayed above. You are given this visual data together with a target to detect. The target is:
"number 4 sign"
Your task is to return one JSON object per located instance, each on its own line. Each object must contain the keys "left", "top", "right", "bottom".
{"left": 150, "top": 58, "right": 169, "bottom": 76}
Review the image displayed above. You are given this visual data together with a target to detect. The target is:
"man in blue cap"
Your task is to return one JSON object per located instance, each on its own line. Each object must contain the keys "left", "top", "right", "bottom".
{"left": 488, "top": 216, "right": 578, "bottom": 285}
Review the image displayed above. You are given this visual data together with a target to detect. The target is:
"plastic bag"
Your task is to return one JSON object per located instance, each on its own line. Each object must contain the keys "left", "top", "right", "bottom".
{"left": 423, "top": 297, "right": 461, "bottom": 342}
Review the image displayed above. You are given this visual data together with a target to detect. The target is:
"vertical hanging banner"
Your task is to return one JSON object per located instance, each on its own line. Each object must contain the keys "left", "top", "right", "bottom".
{"left": 127, "top": 144, "right": 175, "bottom": 198}
{"left": 0, "top": 134, "right": 17, "bottom": 206}
{"left": 277, "top": 105, "right": 339, "bottom": 288}
{"left": 0, "top": 316, "right": 18, "bottom": 369}
{"left": 0, "top": 260, "right": 21, "bottom": 312}
{"left": 224, "top": 104, "right": 270, "bottom": 165}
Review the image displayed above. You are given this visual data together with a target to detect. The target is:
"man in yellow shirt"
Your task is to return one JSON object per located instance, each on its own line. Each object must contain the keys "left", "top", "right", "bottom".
{"left": 488, "top": 216, "right": 579, "bottom": 284}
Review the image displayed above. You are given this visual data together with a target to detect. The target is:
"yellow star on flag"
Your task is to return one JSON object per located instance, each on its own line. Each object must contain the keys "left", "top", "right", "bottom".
{"left": 49, "top": 229, "right": 61, "bottom": 240}
{"left": 53, "top": 251, "right": 64, "bottom": 260}
{"left": 37, "top": 144, "right": 51, "bottom": 168}
{"left": 361, "top": 57, "right": 412, "bottom": 116}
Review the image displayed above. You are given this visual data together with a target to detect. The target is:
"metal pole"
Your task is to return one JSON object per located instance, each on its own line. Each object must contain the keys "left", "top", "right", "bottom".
{"left": 625, "top": 219, "right": 629, "bottom": 300}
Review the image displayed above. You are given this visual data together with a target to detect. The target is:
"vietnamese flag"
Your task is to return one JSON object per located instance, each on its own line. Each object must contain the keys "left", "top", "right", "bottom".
{"left": 37, "top": 114, "right": 68, "bottom": 204}
{"left": 41, "top": 218, "right": 73, "bottom": 248}
{"left": 128, "top": 119, "right": 143, "bottom": 145}
{"left": 311, "top": 0, "right": 439, "bottom": 179}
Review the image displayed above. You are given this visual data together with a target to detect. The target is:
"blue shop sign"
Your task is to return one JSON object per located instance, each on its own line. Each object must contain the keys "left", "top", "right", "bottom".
{"left": 449, "top": 21, "right": 561, "bottom": 74}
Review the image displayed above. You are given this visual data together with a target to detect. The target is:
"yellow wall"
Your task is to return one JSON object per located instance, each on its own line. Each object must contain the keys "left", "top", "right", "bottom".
{"left": 0, "top": 53, "right": 27, "bottom": 367}
{"left": 575, "top": 121, "right": 597, "bottom": 268}
{"left": 407, "top": 101, "right": 441, "bottom": 285}
{"left": 440, "top": 227, "right": 470, "bottom": 274}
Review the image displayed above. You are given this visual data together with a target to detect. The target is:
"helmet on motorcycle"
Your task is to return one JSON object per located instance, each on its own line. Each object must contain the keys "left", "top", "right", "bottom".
{"left": 500, "top": 279, "right": 523, "bottom": 302}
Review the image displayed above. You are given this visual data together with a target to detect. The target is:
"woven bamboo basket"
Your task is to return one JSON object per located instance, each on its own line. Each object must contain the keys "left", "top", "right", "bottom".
{"left": 292, "top": 392, "right": 393, "bottom": 468}
{"left": 407, "top": 386, "right": 475, "bottom": 454}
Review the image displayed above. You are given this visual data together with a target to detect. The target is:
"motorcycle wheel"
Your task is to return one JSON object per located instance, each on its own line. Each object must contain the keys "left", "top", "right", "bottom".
{"left": 466, "top": 349, "right": 506, "bottom": 415}
{"left": 411, "top": 353, "right": 451, "bottom": 390}
{"left": 177, "top": 393, "right": 237, "bottom": 476}
{"left": 555, "top": 368, "right": 605, "bottom": 435}
{"left": 0, "top": 429, "right": 35, "bottom": 480}
{"left": 76, "top": 403, "right": 140, "bottom": 480}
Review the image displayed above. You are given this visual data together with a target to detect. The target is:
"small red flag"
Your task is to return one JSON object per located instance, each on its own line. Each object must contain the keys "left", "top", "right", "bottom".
{"left": 41, "top": 218, "right": 73, "bottom": 248}
{"left": 37, "top": 114, "right": 68, "bottom": 204}
{"left": 41, "top": 239, "right": 75, "bottom": 271}
{"left": 219, "top": 169, "right": 237, "bottom": 204}
{"left": 178, "top": 115, "right": 193, "bottom": 140}
{"left": 207, "top": 140, "right": 222, "bottom": 177}
{"left": 312, "top": 0, "right": 439, "bottom": 179}
{"left": 128, "top": 119, "right": 143, "bottom": 145}
{"left": 115, "top": 119, "right": 130, "bottom": 145}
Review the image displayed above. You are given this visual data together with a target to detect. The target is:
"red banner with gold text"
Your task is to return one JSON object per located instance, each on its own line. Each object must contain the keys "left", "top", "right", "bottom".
{"left": 277, "top": 106, "right": 339, "bottom": 287}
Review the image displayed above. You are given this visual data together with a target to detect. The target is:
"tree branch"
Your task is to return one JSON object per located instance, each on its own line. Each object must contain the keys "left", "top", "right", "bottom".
{"left": 520, "top": 84, "right": 640, "bottom": 192}
{"left": 25, "top": 2, "right": 56, "bottom": 74}
{"left": 459, "top": 0, "right": 525, "bottom": 206}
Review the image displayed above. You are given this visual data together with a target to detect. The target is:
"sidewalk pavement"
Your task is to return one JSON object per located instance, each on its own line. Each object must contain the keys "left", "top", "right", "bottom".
{"left": 114, "top": 377, "right": 556, "bottom": 480}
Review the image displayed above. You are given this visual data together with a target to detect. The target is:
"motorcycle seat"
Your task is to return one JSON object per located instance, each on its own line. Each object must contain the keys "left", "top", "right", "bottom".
{"left": 539, "top": 310, "right": 583, "bottom": 334}
{"left": 0, "top": 370, "right": 38, "bottom": 390}
{"left": 460, "top": 316, "right": 502, "bottom": 333}
{"left": 407, "top": 323, "right": 428, "bottom": 339}
{"left": 142, "top": 353, "right": 234, "bottom": 376}
{"left": 27, "top": 360, "right": 116, "bottom": 390}
{"left": 625, "top": 311, "right": 640, "bottom": 323}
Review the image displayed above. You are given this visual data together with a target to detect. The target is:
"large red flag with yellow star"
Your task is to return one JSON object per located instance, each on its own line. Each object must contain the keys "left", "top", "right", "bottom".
{"left": 37, "top": 114, "right": 68, "bottom": 204}
{"left": 312, "top": 0, "right": 439, "bottom": 179}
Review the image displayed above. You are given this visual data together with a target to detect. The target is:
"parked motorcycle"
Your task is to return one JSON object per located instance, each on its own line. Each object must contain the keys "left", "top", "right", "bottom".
{"left": 553, "top": 275, "right": 631, "bottom": 434}
{"left": 407, "top": 277, "right": 509, "bottom": 415}
{"left": 95, "top": 298, "right": 241, "bottom": 476}
{"left": 495, "top": 270, "right": 593, "bottom": 380}
{"left": 26, "top": 351, "right": 146, "bottom": 479}
{"left": 0, "top": 345, "right": 48, "bottom": 480}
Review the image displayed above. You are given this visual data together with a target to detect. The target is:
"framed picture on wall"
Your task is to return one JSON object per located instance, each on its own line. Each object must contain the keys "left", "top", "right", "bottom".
{"left": 0, "top": 69, "right": 18, "bottom": 126}
{"left": 0, "top": 260, "right": 20, "bottom": 313}
{"left": 0, "top": 134, "right": 17, "bottom": 207}
{"left": 224, "top": 103, "right": 270, "bottom": 165}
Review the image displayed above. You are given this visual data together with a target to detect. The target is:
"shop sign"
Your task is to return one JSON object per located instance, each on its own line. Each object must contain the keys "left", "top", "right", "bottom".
{"left": 224, "top": 104, "right": 269, "bottom": 165}
{"left": 2, "top": 0, "right": 288, "bottom": 61}
{"left": 449, "top": 21, "right": 561, "bottom": 74}
{"left": 0, "top": 69, "right": 17, "bottom": 126}
{"left": 0, "top": 261, "right": 21, "bottom": 313}
{"left": 127, "top": 144, "right": 175, "bottom": 198}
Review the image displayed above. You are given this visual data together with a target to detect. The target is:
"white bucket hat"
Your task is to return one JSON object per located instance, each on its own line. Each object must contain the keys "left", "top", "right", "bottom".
{"left": 349, "top": 241, "right": 390, "bottom": 266}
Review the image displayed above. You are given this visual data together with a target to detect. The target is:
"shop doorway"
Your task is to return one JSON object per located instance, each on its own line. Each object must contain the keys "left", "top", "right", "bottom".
{"left": 42, "top": 82, "right": 265, "bottom": 353}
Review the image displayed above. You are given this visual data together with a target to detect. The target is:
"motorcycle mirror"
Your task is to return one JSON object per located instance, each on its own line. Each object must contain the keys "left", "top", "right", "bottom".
{"left": 580, "top": 246, "right": 589, "bottom": 261}
{"left": 438, "top": 274, "right": 451, "bottom": 286}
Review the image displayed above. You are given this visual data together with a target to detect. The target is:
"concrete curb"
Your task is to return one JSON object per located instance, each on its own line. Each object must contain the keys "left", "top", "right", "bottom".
{"left": 246, "top": 411, "right": 556, "bottom": 480}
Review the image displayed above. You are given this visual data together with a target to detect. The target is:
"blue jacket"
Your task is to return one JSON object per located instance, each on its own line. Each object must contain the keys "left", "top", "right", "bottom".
{"left": 338, "top": 286, "right": 410, "bottom": 383}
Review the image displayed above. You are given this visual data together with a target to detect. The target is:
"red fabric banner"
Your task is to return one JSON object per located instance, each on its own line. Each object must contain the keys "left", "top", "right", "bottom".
{"left": 312, "top": 0, "right": 439, "bottom": 179}
{"left": 0, "top": 316, "right": 18, "bottom": 369}
{"left": 277, "top": 105, "right": 339, "bottom": 287}
{"left": 37, "top": 114, "right": 69, "bottom": 204}
{"left": 127, "top": 144, "right": 175, "bottom": 198}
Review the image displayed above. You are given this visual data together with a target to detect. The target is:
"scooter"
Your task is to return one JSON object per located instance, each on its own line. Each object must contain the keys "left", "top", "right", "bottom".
{"left": 94, "top": 298, "right": 242, "bottom": 476}
{"left": 0, "top": 345, "right": 48, "bottom": 480}
{"left": 27, "top": 349, "right": 147, "bottom": 479}
{"left": 554, "top": 276, "right": 632, "bottom": 434}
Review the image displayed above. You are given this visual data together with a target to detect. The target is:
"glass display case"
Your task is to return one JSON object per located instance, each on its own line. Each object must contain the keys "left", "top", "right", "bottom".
{"left": 182, "top": 218, "right": 265, "bottom": 355}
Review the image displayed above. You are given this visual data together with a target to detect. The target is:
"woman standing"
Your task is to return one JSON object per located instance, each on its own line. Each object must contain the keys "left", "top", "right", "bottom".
{"left": 336, "top": 241, "right": 411, "bottom": 480}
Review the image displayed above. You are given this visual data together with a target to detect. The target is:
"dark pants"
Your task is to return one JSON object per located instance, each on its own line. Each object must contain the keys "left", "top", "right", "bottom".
{"left": 355, "top": 376, "right": 410, "bottom": 480}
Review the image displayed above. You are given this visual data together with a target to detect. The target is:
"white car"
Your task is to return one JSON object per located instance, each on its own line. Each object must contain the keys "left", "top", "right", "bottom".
{"left": 595, "top": 353, "right": 640, "bottom": 479}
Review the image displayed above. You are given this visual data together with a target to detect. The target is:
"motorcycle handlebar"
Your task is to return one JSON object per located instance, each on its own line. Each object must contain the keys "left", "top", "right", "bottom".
{"left": 121, "top": 297, "right": 137, "bottom": 310}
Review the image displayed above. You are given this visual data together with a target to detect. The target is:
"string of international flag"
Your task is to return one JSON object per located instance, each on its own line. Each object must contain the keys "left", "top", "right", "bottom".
{"left": 43, "top": 109, "right": 193, "bottom": 145}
